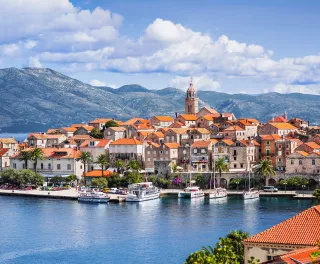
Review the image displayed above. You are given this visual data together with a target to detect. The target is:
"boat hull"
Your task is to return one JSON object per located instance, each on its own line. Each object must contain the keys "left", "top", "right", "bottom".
{"left": 78, "top": 197, "right": 110, "bottom": 203}
{"left": 126, "top": 192, "right": 160, "bottom": 202}
{"left": 243, "top": 191, "right": 259, "bottom": 200}
{"left": 178, "top": 191, "right": 205, "bottom": 199}
{"left": 208, "top": 192, "right": 227, "bottom": 199}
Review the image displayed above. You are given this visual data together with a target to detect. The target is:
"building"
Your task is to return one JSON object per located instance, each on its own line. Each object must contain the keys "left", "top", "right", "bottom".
{"left": 109, "top": 138, "right": 144, "bottom": 166}
{"left": 0, "top": 138, "right": 19, "bottom": 156}
{"left": 145, "top": 142, "right": 179, "bottom": 173}
{"left": 289, "top": 118, "right": 308, "bottom": 129}
{"left": 104, "top": 127, "right": 126, "bottom": 141}
{"left": 80, "top": 139, "right": 111, "bottom": 169}
{"left": 147, "top": 132, "right": 164, "bottom": 144}
{"left": 88, "top": 118, "right": 121, "bottom": 130}
{"left": 295, "top": 142, "right": 320, "bottom": 154}
{"left": 175, "top": 114, "right": 198, "bottom": 127}
{"left": 164, "top": 128, "right": 189, "bottom": 144}
{"left": 221, "top": 125, "right": 246, "bottom": 141}
{"left": 149, "top": 116, "right": 174, "bottom": 128}
{"left": 196, "top": 106, "right": 219, "bottom": 118}
{"left": 259, "top": 123, "right": 297, "bottom": 136}
{"left": 236, "top": 119, "right": 260, "bottom": 138}
{"left": 191, "top": 140, "right": 213, "bottom": 171}
{"left": 60, "top": 127, "right": 77, "bottom": 138}
{"left": 74, "top": 125, "right": 95, "bottom": 136}
{"left": 259, "top": 134, "right": 282, "bottom": 167}
{"left": 244, "top": 205, "right": 320, "bottom": 263}
{"left": 84, "top": 170, "right": 113, "bottom": 185}
{"left": 286, "top": 151, "right": 320, "bottom": 175}
{"left": 0, "top": 148, "right": 10, "bottom": 171}
{"left": 185, "top": 78, "right": 199, "bottom": 115}
{"left": 27, "top": 133, "right": 66, "bottom": 148}
{"left": 10, "top": 148, "right": 84, "bottom": 178}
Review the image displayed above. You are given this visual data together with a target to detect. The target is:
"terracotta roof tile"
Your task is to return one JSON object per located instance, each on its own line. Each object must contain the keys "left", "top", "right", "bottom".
{"left": 269, "top": 122, "right": 297, "bottom": 130}
{"left": 296, "top": 151, "right": 310, "bottom": 157}
{"left": 0, "top": 148, "right": 9, "bottom": 157}
{"left": 110, "top": 138, "right": 142, "bottom": 145}
{"left": 270, "top": 246, "right": 320, "bottom": 264}
{"left": 222, "top": 139, "right": 234, "bottom": 145}
{"left": 178, "top": 114, "right": 198, "bottom": 121}
{"left": 85, "top": 170, "right": 113, "bottom": 177}
{"left": 260, "top": 134, "right": 282, "bottom": 140}
{"left": 192, "top": 140, "right": 212, "bottom": 148}
{"left": 154, "top": 116, "right": 174, "bottom": 122}
{"left": 245, "top": 205, "right": 320, "bottom": 246}
{"left": 223, "top": 125, "right": 245, "bottom": 131}
{"left": 164, "top": 143, "right": 180, "bottom": 149}
{"left": 12, "top": 148, "right": 81, "bottom": 159}
{"left": 0, "top": 138, "right": 18, "bottom": 144}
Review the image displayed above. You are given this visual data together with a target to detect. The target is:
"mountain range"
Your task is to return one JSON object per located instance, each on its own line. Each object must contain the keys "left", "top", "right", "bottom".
{"left": 0, "top": 67, "right": 319, "bottom": 132}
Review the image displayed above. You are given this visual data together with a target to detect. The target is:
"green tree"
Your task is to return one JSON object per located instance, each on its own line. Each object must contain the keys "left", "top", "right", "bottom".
{"left": 172, "top": 164, "right": 178, "bottom": 172}
{"left": 114, "top": 159, "right": 125, "bottom": 174}
{"left": 90, "top": 127, "right": 104, "bottom": 139}
{"left": 30, "top": 148, "right": 44, "bottom": 173}
{"left": 19, "top": 150, "right": 32, "bottom": 170}
{"left": 126, "top": 160, "right": 141, "bottom": 171}
{"left": 104, "top": 120, "right": 119, "bottom": 130}
{"left": 215, "top": 157, "right": 229, "bottom": 187}
{"left": 185, "top": 230, "right": 250, "bottom": 264}
{"left": 51, "top": 176, "right": 64, "bottom": 185}
{"left": 95, "top": 154, "right": 110, "bottom": 177}
{"left": 91, "top": 177, "right": 108, "bottom": 188}
{"left": 78, "top": 151, "right": 92, "bottom": 185}
{"left": 254, "top": 159, "right": 275, "bottom": 186}
{"left": 126, "top": 170, "right": 143, "bottom": 184}
{"left": 229, "top": 178, "right": 243, "bottom": 191}
{"left": 194, "top": 173, "right": 206, "bottom": 188}
{"left": 66, "top": 174, "right": 77, "bottom": 183}
{"left": 313, "top": 189, "right": 320, "bottom": 204}
{"left": 107, "top": 173, "right": 121, "bottom": 188}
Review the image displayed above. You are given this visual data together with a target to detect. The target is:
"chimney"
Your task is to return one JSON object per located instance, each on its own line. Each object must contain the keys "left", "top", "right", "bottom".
{"left": 175, "top": 112, "right": 178, "bottom": 118}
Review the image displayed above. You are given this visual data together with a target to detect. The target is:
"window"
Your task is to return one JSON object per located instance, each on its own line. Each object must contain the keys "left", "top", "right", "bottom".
{"left": 67, "top": 164, "right": 71, "bottom": 170}
{"left": 312, "top": 159, "right": 315, "bottom": 165}
{"left": 299, "top": 160, "right": 302, "bottom": 165}
{"left": 57, "top": 164, "right": 61, "bottom": 170}
{"left": 233, "top": 164, "right": 237, "bottom": 168}
{"left": 266, "top": 149, "right": 270, "bottom": 156}
{"left": 266, "top": 140, "right": 270, "bottom": 145}
{"left": 41, "top": 163, "right": 44, "bottom": 170}
{"left": 278, "top": 144, "right": 282, "bottom": 148}
{"left": 240, "top": 163, "right": 244, "bottom": 168}
{"left": 13, "top": 163, "right": 16, "bottom": 169}
{"left": 165, "top": 150, "right": 168, "bottom": 154}
{"left": 291, "top": 159, "right": 294, "bottom": 165}
{"left": 201, "top": 149, "right": 206, "bottom": 154}
{"left": 147, "top": 158, "right": 150, "bottom": 162}
{"left": 194, "top": 149, "right": 197, "bottom": 154}
{"left": 233, "top": 156, "right": 237, "bottom": 161}
{"left": 22, "top": 164, "right": 25, "bottom": 169}
{"left": 147, "top": 150, "right": 150, "bottom": 155}
{"left": 278, "top": 158, "right": 281, "bottom": 162}
{"left": 80, "top": 165, "right": 83, "bottom": 169}
{"left": 153, "top": 151, "right": 156, "bottom": 155}
{"left": 233, "top": 150, "right": 237, "bottom": 155}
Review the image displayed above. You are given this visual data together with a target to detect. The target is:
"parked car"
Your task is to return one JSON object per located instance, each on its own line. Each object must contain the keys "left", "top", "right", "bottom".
{"left": 53, "top": 187, "right": 61, "bottom": 191}
{"left": 24, "top": 186, "right": 33, "bottom": 190}
{"left": 263, "top": 186, "right": 278, "bottom": 192}
{"left": 108, "top": 188, "right": 119, "bottom": 194}
{"left": 103, "top": 188, "right": 110, "bottom": 193}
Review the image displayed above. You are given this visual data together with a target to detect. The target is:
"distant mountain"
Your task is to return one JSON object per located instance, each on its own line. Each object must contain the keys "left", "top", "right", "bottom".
{"left": 0, "top": 67, "right": 319, "bottom": 132}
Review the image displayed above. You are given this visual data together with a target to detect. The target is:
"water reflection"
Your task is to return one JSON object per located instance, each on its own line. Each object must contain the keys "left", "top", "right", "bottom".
{"left": 243, "top": 198, "right": 259, "bottom": 230}
{"left": 208, "top": 197, "right": 228, "bottom": 205}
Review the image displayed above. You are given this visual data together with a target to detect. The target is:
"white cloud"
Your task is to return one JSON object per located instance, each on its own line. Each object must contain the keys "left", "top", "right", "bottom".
{"left": 0, "top": 43, "right": 20, "bottom": 56}
{"left": 90, "top": 79, "right": 106, "bottom": 86}
{"left": 265, "top": 82, "right": 320, "bottom": 95}
{"left": 169, "top": 75, "right": 220, "bottom": 91}
{"left": 27, "top": 57, "right": 42, "bottom": 67}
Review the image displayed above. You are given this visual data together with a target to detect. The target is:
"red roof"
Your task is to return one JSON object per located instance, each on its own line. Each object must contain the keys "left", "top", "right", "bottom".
{"left": 245, "top": 205, "right": 320, "bottom": 246}
{"left": 192, "top": 140, "right": 212, "bottom": 148}
{"left": 85, "top": 170, "right": 113, "bottom": 177}
{"left": 164, "top": 143, "right": 180, "bottom": 149}
{"left": 110, "top": 138, "right": 142, "bottom": 145}
{"left": 0, "top": 148, "right": 9, "bottom": 157}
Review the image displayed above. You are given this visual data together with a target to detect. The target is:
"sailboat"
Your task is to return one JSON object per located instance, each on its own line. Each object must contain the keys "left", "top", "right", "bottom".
{"left": 243, "top": 164, "right": 259, "bottom": 200}
{"left": 209, "top": 145, "right": 227, "bottom": 199}
{"left": 178, "top": 147, "right": 205, "bottom": 199}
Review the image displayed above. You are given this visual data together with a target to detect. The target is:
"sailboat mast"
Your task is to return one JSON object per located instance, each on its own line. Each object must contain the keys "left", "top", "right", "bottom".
{"left": 213, "top": 144, "right": 216, "bottom": 189}
{"left": 248, "top": 161, "right": 251, "bottom": 190}
{"left": 189, "top": 144, "right": 192, "bottom": 187}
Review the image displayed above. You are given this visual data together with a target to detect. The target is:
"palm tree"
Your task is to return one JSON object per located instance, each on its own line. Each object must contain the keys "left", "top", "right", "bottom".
{"left": 254, "top": 159, "right": 275, "bottom": 186}
{"left": 30, "top": 148, "right": 44, "bottom": 173}
{"left": 126, "top": 160, "right": 141, "bottom": 171}
{"left": 19, "top": 150, "right": 31, "bottom": 169}
{"left": 115, "top": 159, "right": 125, "bottom": 174}
{"left": 215, "top": 157, "right": 229, "bottom": 187}
{"left": 96, "top": 154, "right": 110, "bottom": 177}
{"left": 78, "top": 151, "right": 92, "bottom": 185}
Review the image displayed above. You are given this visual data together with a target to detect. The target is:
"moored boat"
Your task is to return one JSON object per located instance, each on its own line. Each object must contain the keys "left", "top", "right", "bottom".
{"left": 126, "top": 182, "right": 160, "bottom": 202}
{"left": 243, "top": 189, "right": 260, "bottom": 200}
{"left": 208, "top": 187, "right": 227, "bottom": 199}
{"left": 178, "top": 186, "right": 205, "bottom": 199}
{"left": 78, "top": 189, "right": 110, "bottom": 203}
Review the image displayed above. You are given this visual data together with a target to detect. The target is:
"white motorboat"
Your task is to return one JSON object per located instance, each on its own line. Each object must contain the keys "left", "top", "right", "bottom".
{"left": 126, "top": 182, "right": 160, "bottom": 202}
{"left": 178, "top": 186, "right": 205, "bottom": 199}
{"left": 78, "top": 189, "right": 110, "bottom": 203}
{"left": 208, "top": 187, "right": 227, "bottom": 199}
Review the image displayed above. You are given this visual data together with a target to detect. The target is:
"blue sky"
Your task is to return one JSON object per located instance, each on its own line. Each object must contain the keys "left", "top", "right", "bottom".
{"left": 1, "top": 0, "right": 320, "bottom": 94}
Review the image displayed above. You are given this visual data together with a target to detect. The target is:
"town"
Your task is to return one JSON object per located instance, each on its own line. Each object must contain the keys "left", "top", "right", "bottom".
{"left": 0, "top": 79, "right": 319, "bottom": 190}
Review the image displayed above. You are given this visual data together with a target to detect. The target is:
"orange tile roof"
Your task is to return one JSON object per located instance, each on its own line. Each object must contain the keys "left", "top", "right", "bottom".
{"left": 71, "top": 124, "right": 87, "bottom": 128}
{"left": 110, "top": 138, "right": 142, "bottom": 145}
{"left": 223, "top": 125, "right": 245, "bottom": 131}
{"left": 62, "top": 127, "right": 77, "bottom": 132}
{"left": 222, "top": 139, "right": 234, "bottom": 145}
{"left": 154, "top": 116, "right": 174, "bottom": 122}
{"left": 178, "top": 114, "right": 198, "bottom": 121}
{"left": 268, "top": 115, "right": 288, "bottom": 123}
{"left": 0, "top": 138, "right": 18, "bottom": 144}
{"left": 296, "top": 151, "right": 310, "bottom": 157}
{"left": 27, "top": 133, "right": 65, "bottom": 140}
{"left": 210, "top": 139, "right": 219, "bottom": 144}
{"left": 305, "top": 142, "right": 320, "bottom": 149}
{"left": 192, "top": 140, "right": 212, "bottom": 148}
{"left": 89, "top": 118, "right": 118, "bottom": 124}
{"left": 269, "top": 246, "right": 320, "bottom": 264}
{"left": 122, "top": 118, "right": 148, "bottom": 126}
{"left": 167, "top": 128, "right": 188, "bottom": 134}
{"left": 269, "top": 122, "right": 297, "bottom": 130}
{"left": 0, "top": 148, "right": 9, "bottom": 157}
{"left": 108, "top": 127, "right": 126, "bottom": 132}
{"left": 85, "top": 170, "right": 113, "bottom": 177}
{"left": 200, "top": 106, "right": 218, "bottom": 114}
{"left": 164, "top": 143, "right": 180, "bottom": 149}
{"left": 77, "top": 125, "right": 94, "bottom": 131}
{"left": 70, "top": 135, "right": 92, "bottom": 140}
{"left": 194, "top": 128, "right": 211, "bottom": 134}
{"left": 200, "top": 115, "right": 214, "bottom": 121}
{"left": 260, "top": 134, "right": 282, "bottom": 140}
{"left": 222, "top": 113, "right": 234, "bottom": 117}
{"left": 12, "top": 148, "right": 82, "bottom": 159}
{"left": 80, "top": 139, "right": 111, "bottom": 148}
{"left": 149, "top": 132, "right": 164, "bottom": 138}
{"left": 245, "top": 205, "right": 320, "bottom": 246}
{"left": 146, "top": 141, "right": 160, "bottom": 148}
{"left": 46, "top": 128, "right": 61, "bottom": 134}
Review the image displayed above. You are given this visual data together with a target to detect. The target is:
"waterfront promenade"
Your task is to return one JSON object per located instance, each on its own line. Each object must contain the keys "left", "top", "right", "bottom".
{"left": 0, "top": 188, "right": 315, "bottom": 200}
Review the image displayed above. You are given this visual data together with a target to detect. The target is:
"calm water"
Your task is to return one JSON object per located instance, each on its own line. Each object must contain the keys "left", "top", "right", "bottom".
{"left": 0, "top": 196, "right": 314, "bottom": 264}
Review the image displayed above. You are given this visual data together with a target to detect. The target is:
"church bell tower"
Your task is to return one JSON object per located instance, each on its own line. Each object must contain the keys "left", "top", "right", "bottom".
{"left": 185, "top": 78, "right": 199, "bottom": 114}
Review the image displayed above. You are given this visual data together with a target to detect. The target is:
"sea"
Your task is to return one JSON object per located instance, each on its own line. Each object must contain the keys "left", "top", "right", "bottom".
{"left": 0, "top": 196, "right": 314, "bottom": 264}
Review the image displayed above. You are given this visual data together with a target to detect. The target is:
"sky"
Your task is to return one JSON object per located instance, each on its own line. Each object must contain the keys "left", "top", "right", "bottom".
{"left": 1, "top": 0, "right": 320, "bottom": 94}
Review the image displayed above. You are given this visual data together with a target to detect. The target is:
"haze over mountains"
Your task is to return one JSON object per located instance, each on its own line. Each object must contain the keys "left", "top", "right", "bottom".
{"left": 0, "top": 67, "right": 319, "bottom": 132}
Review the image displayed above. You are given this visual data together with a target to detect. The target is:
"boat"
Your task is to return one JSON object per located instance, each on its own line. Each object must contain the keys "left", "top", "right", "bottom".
{"left": 178, "top": 186, "right": 205, "bottom": 199}
{"left": 78, "top": 189, "right": 110, "bottom": 203}
{"left": 208, "top": 187, "right": 227, "bottom": 199}
{"left": 126, "top": 182, "right": 160, "bottom": 202}
{"left": 209, "top": 146, "right": 228, "bottom": 199}
{"left": 243, "top": 166, "right": 259, "bottom": 200}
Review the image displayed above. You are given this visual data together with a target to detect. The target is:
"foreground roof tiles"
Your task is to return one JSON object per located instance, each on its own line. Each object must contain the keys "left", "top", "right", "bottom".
{"left": 154, "top": 116, "right": 174, "bottom": 122}
{"left": 0, "top": 138, "right": 18, "bottom": 144}
{"left": 245, "top": 205, "right": 320, "bottom": 246}
{"left": 110, "top": 138, "right": 142, "bottom": 145}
